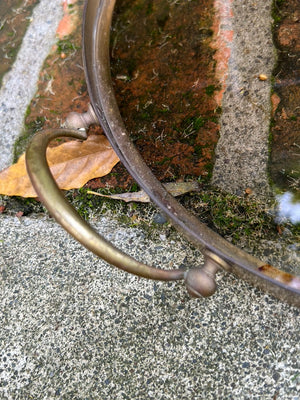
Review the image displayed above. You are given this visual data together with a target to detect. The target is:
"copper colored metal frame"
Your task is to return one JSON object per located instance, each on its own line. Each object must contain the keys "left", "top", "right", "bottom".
{"left": 25, "top": 0, "right": 300, "bottom": 306}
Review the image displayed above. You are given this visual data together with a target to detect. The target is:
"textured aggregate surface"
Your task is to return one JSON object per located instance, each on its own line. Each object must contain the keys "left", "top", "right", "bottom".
{"left": 0, "top": 215, "right": 299, "bottom": 399}
{"left": 0, "top": 0, "right": 62, "bottom": 171}
{"left": 212, "top": 0, "right": 275, "bottom": 199}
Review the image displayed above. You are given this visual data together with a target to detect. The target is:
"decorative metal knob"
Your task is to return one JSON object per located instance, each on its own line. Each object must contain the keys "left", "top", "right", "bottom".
{"left": 64, "top": 103, "right": 98, "bottom": 130}
{"left": 184, "top": 251, "right": 228, "bottom": 297}
{"left": 185, "top": 268, "right": 217, "bottom": 298}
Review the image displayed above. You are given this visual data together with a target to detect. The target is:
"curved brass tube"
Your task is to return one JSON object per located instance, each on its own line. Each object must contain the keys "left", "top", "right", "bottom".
{"left": 25, "top": 127, "right": 300, "bottom": 303}
{"left": 25, "top": 128, "right": 186, "bottom": 282}
{"left": 26, "top": 128, "right": 231, "bottom": 298}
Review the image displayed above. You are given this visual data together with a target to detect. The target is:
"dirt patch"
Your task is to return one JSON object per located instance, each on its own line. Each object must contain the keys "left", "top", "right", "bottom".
{"left": 107, "top": 0, "right": 219, "bottom": 188}
{"left": 23, "top": 0, "right": 220, "bottom": 191}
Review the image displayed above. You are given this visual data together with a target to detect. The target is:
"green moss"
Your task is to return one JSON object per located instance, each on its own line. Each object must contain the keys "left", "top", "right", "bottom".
{"left": 129, "top": 182, "right": 140, "bottom": 192}
{"left": 24, "top": 105, "right": 31, "bottom": 119}
{"left": 193, "top": 145, "right": 203, "bottom": 157}
{"left": 156, "top": 156, "right": 172, "bottom": 166}
{"left": 0, "top": 195, "right": 44, "bottom": 215}
{"left": 177, "top": 115, "right": 205, "bottom": 136}
{"left": 183, "top": 186, "right": 278, "bottom": 243}
{"left": 6, "top": 46, "right": 18, "bottom": 58}
{"left": 181, "top": 90, "right": 194, "bottom": 102}
{"left": 63, "top": 186, "right": 167, "bottom": 238}
{"left": 146, "top": 0, "right": 154, "bottom": 15}
{"left": 192, "top": 116, "right": 205, "bottom": 130}
{"left": 139, "top": 110, "right": 152, "bottom": 121}
{"left": 205, "top": 85, "right": 217, "bottom": 96}
{"left": 272, "top": 0, "right": 285, "bottom": 25}
{"left": 203, "top": 162, "right": 214, "bottom": 182}
{"left": 62, "top": 183, "right": 297, "bottom": 249}
{"left": 13, "top": 116, "right": 45, "bottom": 162}
{"left": 56, "top": 38, "right": 80, "bottom": 55}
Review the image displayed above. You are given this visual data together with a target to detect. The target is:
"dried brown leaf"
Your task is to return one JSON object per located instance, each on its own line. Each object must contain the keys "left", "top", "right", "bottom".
{"left": 87, "top": 181, "right": 200, "bottom": 203}
{"left": 0, "top": 135, "right": 119, "bottom": 197}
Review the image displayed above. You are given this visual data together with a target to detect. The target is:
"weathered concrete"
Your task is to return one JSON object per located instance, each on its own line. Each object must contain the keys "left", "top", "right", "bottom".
{"left": 212, "top": 0, "right": 275, "bottom": 199}
{"left": 0, "top": 215, "right": 299, "bottom": 399}
{"left": 0, "top": 0, "right": 62, "bottom": 171}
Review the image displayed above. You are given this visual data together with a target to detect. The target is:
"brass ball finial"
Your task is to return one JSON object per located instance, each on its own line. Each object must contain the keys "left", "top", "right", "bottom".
{"left": 184, "top": 251, "right": 228, "bottom": 298}
{"left": 64, "top": 103, "right": 98, "bottom": 130}
{"left": 184, "top": 268, "right": 217, "bottom": 298}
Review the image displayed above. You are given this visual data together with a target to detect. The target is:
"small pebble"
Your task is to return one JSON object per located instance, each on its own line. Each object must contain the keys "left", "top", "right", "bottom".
{"left": 258, "top": 74, "right": 268, "bottom": 81}
{"left": 153, "top": 213, "right": 167, "bottom": 224}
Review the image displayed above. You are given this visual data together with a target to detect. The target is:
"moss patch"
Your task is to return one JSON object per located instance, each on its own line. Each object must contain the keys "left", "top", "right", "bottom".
{"left": 13, "top": 116, "right": 45, "bottom": 162}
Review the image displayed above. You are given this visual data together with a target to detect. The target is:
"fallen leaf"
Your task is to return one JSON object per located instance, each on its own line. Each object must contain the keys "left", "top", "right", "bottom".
{"left": 271, "top": 93, "right": 281, "bottom": 116}
{"left": 87, "top": 181, "right": 200, "bottom": 203}
{"left": 0, "top": 135, "right": 119, "bottom": 198}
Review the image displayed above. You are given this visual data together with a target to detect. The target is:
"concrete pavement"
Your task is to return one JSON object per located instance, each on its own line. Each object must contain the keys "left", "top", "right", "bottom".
{"left": 0, "top": 215, "right": 299, "bottom": 399}
{"left": 0, "top": 0, "right": 63, "bottom": 172}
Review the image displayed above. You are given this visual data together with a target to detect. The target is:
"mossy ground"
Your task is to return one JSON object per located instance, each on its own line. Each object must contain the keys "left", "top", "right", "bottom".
{"left": 3, "top": 183, "right": 297, "bottom": 244}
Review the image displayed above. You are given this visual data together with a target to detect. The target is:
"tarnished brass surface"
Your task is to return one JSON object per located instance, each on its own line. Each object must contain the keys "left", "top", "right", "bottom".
{"left": 25, "top": 128, "right": 234, "bottom": 297}
{"left": 25, "top": 128, "right": 186, "bottom": 282}
{"left": 65, "top": 103, "right": 98, "bottom": 130}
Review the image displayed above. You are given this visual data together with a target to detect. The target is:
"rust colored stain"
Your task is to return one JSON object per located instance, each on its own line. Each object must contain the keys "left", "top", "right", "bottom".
{"left": 259, "top": 264, "right": 300, "bottom": 289}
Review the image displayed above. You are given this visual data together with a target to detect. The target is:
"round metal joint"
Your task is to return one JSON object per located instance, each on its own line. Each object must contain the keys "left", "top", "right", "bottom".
{"left": 184, "top": 251, "right": 224, "bottom": 298}
{"left": 184, "top": 268, "right": 217, "bottom": 298}
{"left": 64, "top": 103, "right": 98, "bottom": 130}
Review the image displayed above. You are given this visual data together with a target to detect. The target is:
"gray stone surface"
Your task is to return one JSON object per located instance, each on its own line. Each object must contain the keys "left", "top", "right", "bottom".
{"left": 0, "top": 0, "right": 299, "bottom": 399}
{"left": 0, "top": 0, "right": 62, "bottom": 171}
{"left": 0, "top": 215, "right": 299, "bottom": 399}
{"left": 212, "top": 0, "right": 274, "bottom": 199}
